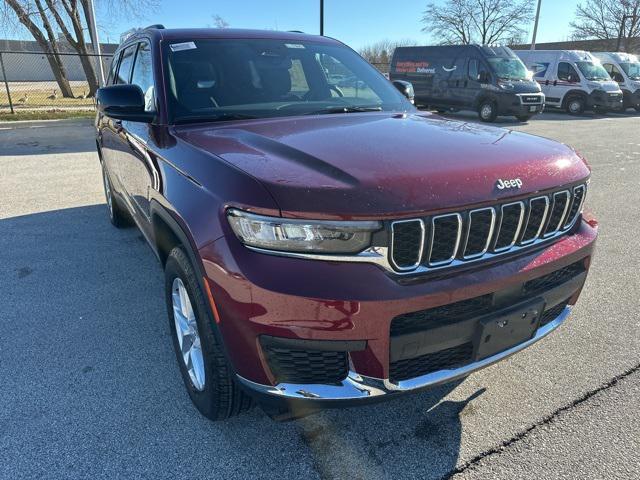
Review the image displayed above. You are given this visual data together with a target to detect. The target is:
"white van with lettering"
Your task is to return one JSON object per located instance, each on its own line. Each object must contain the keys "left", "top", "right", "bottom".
{"left": 515, "top": 50, "right": 623, "bottom": 114}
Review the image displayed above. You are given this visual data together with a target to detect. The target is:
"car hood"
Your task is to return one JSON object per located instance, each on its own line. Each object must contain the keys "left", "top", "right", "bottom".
{"left": 173, "top": 112, "right": 589, "bottom": 219}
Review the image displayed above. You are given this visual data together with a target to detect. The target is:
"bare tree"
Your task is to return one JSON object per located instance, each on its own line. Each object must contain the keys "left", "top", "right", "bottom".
{"left": 212, "top": 14, "right": 229, "bottom": 29}
{"left": 4, "top": 0, "right": 75, "bottom": 97}
{"left": 421, "top": 0, "right": 534, "bottom": 45}
{"left": 359, "top": 39, "right": 418, "bottom": 65}
{"left": 3, "top": 0, "right": 158, "bottom": 97}
{"left": 571, "top": 0, "right": 640, "bottom": 52}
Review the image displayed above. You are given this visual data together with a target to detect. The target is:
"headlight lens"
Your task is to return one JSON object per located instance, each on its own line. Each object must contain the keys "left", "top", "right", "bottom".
{"left": 227, "top": 209, "right": 382, "bottom": 254}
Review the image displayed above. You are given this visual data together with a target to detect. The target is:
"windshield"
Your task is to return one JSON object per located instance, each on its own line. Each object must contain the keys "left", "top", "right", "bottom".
{"left": 164, "top": 38, "right": 412, "bottom": 123}
{"left": 619, "top": 62, "right": 640, "bottom": 80}
{"left": 575, "top": 61, "right": 610, "bottom": 81}
{"left": 487, "top": 57, "right": 529, "bottom": 80}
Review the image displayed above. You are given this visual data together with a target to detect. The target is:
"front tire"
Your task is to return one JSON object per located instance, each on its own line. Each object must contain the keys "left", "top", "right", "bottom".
{"left": 566, "top": 96, "right": 585, "bottom": 115}
{"left": 478, "top": 100, "right": 498, "bottom": 122}
{"left": 165, "top": 247, "right": 252, "bottom": 421}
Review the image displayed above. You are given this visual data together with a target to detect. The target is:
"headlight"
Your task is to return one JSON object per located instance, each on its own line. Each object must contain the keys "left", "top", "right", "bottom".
{"left": 227, "top": 209, "right": 382, "bottom": 254}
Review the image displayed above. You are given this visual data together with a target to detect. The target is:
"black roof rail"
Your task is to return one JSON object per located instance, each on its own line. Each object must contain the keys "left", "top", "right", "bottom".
{"left": 288, "top": 30, "right": 305, "bottom": 33}
{"left": 145, "top": 24, "right": 165, "bottom": 30}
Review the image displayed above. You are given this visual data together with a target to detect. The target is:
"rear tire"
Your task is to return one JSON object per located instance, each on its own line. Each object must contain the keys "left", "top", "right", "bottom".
{"left": 165, "top": 247, "right": 252, "bottom": 421}
{"left": 635, "top": 106, "right": 640, "bottom": 113}
{"left": 515, "top": 115, "right": 533, "bottom": 122}
{"left": 101, "top": 163, "right": 131, "bottom": 228}
{"left": 478, "top": 100, "right": 498, "bottom": 122}
{"left": 565, "top": 96, "right": 585, "bottom": 115}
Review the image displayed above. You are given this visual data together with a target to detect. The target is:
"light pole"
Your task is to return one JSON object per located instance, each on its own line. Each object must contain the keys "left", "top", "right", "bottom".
{"left": 320, "top": 0, "right": 324, "bottom": 36}
{"left": 616, "top": 14, "right": 638, "bottom": 52}
{"left": 86, "top": 0, "right": 105, "bottom": 86}
{"left": 530, "top": 0, "right": 542, "bottom": 50}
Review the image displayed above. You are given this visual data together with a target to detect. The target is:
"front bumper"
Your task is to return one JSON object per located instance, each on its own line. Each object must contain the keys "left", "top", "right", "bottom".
{"left": 496, "top": 93, "right": 545, "bottom": 116}
{"left": 587, "top": 90, "right": 624, "bottom": 110}
{"left": 199, "top": 217, "right": 597, "bottom": 406}
{"left": 238, "top": 306, "right": 570, "bottom": 403}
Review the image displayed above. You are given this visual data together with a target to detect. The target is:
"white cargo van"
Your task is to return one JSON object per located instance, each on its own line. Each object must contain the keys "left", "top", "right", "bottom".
{"left": 592, "top": 52, "right": 640, "bottom": 111}
{"left": 516, "top": 50, "right": 623, "bottom": 114}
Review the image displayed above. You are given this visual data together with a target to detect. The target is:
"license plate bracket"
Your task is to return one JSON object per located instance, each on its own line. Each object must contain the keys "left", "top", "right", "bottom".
{"left": 529, "top": 105, "right": 538, "bottom": 112}
{"left": 474, "top": 299, "right": 544, "bottom": 360}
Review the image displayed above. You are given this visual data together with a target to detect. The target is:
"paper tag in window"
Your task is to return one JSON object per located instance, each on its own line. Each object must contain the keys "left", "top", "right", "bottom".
{"left": 170, "top": 42, "right": 197, "bottom": 52}
{"left": 285, "top": 43, "right": 305, "bottom": 49}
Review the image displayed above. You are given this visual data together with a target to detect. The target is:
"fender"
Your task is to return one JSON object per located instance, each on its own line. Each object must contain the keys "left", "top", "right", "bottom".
{"left": 561, "top": 89, "right": 587, "bottom": 106}
{"left": 149, "top": 199, "right": 209, "bottom": 293}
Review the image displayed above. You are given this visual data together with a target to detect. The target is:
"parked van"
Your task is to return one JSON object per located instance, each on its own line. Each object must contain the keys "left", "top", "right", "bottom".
{"left": 592, "top": 52, "right": 640, "bottom": 111}
{"left": 515, "top": 50, "right": 623, "bottom": 114}
{"left": 390, "top": 45, "right": 544, "bottom": 122}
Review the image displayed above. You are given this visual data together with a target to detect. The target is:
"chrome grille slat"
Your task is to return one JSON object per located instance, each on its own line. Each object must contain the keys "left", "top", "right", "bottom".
{"left": 493, "top": 201, "right": 525, "bottom": 252}
{"left": 563, "top": 185, "right": 586, "bottom": 230}
{"left": 389, "top": 219, "right": 425, "bottom": 271}
{"left": 520, "top": 196, "right": 550, "bottom": 244}
{"left": 388, "top": 183, "right": 587, "bottom": 274}
{"left": 543, "top": 191, "right": 571, "bottom": 237}
{"left": 428, "top": 213, "right": 462, "bottom": 266}
{"left": 463, "top": 207, "right": 496, "bottom": 259}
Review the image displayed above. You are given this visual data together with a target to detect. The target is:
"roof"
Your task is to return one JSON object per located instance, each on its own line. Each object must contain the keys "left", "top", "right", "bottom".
{"left": 125, "top": 27, "right": 339, "bottom": 46}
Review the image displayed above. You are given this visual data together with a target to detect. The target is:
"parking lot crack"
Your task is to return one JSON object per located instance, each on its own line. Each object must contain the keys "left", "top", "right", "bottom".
{"left": 443, "top": 362, "right": 640, "bottom": 479}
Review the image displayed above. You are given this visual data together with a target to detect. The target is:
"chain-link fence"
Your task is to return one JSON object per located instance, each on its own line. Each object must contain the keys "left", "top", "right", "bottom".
{"left": 370, "top": 62, "right": 390, "bottom": 75}
{"left": 0, "top": 51, "right": 113, "bottom": 113}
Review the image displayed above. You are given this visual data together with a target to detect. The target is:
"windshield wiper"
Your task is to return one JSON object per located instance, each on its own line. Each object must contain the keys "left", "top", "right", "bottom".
{"left": 173, "top": 113, "right": 258, "bottom": 124}
{"left": 305, "top": 105, "right": 383, "bottom": 115}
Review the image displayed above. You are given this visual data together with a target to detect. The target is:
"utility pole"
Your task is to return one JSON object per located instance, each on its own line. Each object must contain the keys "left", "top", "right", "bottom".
{"left": 530, "top": 0, "right": 542, "bottom": 50}
{"left": 86, "top": 0, "right": 105, "bottom": 86}
{"left": 616, "top": 14, "right": 638, "bottom": 51}
{"left": 320, "top": 0, "right": 324, "bottom": 36}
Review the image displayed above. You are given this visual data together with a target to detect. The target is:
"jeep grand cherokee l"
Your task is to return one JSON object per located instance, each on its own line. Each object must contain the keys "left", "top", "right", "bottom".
{"left": 95, "top": 26, "right": 597, "bottom": 421}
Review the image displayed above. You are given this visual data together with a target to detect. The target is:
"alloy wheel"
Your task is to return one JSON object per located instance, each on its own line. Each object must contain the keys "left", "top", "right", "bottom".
{"left": 171, "top": 277, "right": 206, "bottom": 391}
{"left": 481, "top": 104, "right": 493, "bottom": 120}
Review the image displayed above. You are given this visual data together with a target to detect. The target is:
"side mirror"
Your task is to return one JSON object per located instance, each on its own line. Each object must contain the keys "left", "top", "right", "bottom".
{"left": 567, "top": 73, "right": 579, "bottom": 83}
{"left": 478, "top": 71, "right": 490, "bottom": 83}
{"left": 613, "top": 73, "right": 624, "bottom": 83}
{"left": 96, "top": 84, "right": 154, "bottom": 122}
{"left": 392, "top": 80, "right": 415, "bottom": 104}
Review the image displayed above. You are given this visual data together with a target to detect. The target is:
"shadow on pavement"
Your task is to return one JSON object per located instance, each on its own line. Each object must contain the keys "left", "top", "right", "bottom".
{"left": 0, "top": 118, "right": 94, "bottom": 156}
{"left": 0, "top": 204, "right": 483, "bottom": 479}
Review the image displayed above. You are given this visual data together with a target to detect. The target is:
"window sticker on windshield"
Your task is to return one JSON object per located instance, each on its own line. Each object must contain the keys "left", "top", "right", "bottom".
{"left": 170, "top": 42, "right": 197, "bottom": 52}
{"left": 285, "top": 43, "right": 305, "bottom": 49}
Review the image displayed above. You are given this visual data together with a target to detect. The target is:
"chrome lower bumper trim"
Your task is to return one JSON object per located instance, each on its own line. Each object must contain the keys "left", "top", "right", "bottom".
{"left": 237, "top": 306, "right": 571, "bottom": 401}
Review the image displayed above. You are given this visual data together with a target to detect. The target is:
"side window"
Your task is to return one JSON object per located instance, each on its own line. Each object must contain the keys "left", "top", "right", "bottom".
{"left": 106, "top": 51, "right": 121, "bottom": 86}
{"left": 130, "top": 42, "right": 155, "bottom": 111}
{"left": 317, "top": 53, "right": 379, "bottom": 100}
{"left": 116, "top": 44, "right": 136, "bottom": 84}
{"left": 558, "top": 62, "right": 579, "bottom": 82}
{"left": 468, "top": 58, "right": 478, "bottom": 80}
{"left": 604, "top": 63, "right": 624, "bottom": 82}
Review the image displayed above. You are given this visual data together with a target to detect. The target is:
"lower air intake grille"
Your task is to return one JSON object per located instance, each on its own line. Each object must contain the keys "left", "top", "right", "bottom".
{"left": 390, "top": 294, "right": 493, "bottom": 337}
{"left": 389, "top": 343, "right": 473, "bottom": 382}
{"left": 260, "top": 341, "right": 348, "bottom": 384}
{"left": 540, "top": 300, "right": 570, "bottom": 326}
{"left": 523, "top": 261, "right": 585, "bottom": 295}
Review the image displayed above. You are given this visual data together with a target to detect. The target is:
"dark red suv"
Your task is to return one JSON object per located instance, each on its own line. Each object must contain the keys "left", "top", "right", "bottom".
{"left": 95, "top": 26, "right": 597, "bottom": 421}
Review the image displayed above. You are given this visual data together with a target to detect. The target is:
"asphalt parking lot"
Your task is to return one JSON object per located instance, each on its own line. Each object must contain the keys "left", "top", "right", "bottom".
{"left": 1, "top": 111, "right": 639, "bottom": 479}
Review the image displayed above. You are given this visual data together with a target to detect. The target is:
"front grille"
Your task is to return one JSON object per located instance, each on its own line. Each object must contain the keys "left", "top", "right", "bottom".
{"left": 389, "top": 184, "right": 586, "bottom": 273}
{"left": 523, "top": 261, "right": 585, "bottom": 295}
{"left": 390, "top": 343, "right": 473, "bottom": 382}
{"left": 521, "top": 95, "right": 542, "bottom": 104}
{"left": 391, "top": 294, "right": 492, "bottom": 337}
{"left": 261, "top": 343, "right": 348, "bottom": 384}
{"left": 540, "top": 300, "right": 570, "bottom": 326}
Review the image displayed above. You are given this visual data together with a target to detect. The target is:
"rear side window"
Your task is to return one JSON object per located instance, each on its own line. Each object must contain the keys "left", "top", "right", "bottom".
{"left": 116, "top": 45, "right": 137, "bottom": 84}
{"left": 557, "top": 62, "right": 579, "bottom": 82}
{"left": 130, "top": 42, "right": 155, "bottom": 111}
